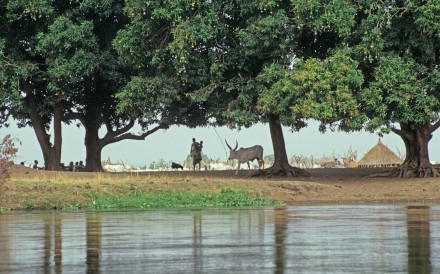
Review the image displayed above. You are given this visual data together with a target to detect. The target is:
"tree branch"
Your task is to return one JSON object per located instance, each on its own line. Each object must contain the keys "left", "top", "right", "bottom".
{"left": 64, "top": 111, "right": 85, "bottom": 125}
{"left": 20, "top": 80, "right": 53, "bottom": 152}
{"left": 430, "top": 120, "right": 440, "bottom": 134}
{"left": 390, "top": 127, "right": 404, "bottom": 138}
{"left": 101, "top": 123, "right": 169, "bottom": 147}
{"left": 112, "top": 119, "right": 135, "bottom": 138}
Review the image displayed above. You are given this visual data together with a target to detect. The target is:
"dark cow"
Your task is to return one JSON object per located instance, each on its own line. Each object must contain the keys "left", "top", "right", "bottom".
{"left": 225, "top": 140, "right": 264, "bottom": 175}
{"left": 171, "top": 162, "right": 184, "bottom": 170}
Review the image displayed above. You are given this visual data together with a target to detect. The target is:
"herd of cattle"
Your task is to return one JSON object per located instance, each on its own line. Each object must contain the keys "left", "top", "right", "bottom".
{"left": 102, "top": 140, "right": 265, "bottom": 174}
{"left": 22, "top": 140, "right": 265, "bottom": 174}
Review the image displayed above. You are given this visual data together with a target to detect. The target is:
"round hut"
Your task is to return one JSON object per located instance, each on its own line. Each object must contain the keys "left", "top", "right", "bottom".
{"left": 357, "top": 140, "right": 402, "bottom": 168}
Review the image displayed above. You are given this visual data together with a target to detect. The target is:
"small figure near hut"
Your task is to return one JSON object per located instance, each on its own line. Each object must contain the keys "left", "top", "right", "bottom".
{"left": 190, "top": 138, "right": 203, "bottom": 171}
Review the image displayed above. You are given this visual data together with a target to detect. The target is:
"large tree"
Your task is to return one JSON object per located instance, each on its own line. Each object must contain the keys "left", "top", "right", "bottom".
{"left": 118, "top": 0, "right": 321, "bottom": 177}
{"left": 208, "top": 0, "right": 356, "bottom": 176}
{"left": 0, "top": 1, "right": 65, "bottom": 170}
{"left": 0, "top": 1, "right": 177, "bottom": 171}
{"left": 219, "top": 1, "right": 308, "bottom": 177}
{"left": 291, "top": 0, "right": 440, "bottom": 177}
{"left": 35, "top": 1, "right": 172, "bottom": 171}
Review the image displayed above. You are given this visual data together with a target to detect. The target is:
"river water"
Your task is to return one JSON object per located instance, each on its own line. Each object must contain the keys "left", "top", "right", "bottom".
{"left": 0, "top": 205, "right": 439, "bottom": 273}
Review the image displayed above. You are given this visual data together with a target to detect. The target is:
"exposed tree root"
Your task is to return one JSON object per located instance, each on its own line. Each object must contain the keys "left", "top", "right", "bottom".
{"left": 371, "top": 165, "right": 440, "bottom": 178}
{"left": 250, "top": 165, "right": 311, "bottom": 178}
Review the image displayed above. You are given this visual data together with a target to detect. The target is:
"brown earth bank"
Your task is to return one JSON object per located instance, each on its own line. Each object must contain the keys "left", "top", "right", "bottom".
{"left": 3, "top": 164, "right": 440, "bottom": 210}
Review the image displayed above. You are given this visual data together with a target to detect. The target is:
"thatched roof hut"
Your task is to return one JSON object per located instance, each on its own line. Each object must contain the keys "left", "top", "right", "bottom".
{"left": 357, "top": 140, "right": 402, "bottom": 168}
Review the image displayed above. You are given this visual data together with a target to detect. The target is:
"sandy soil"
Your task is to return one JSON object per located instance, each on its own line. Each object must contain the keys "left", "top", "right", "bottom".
{"left": 6, "top": 164, "right": 440, "bottom": 206}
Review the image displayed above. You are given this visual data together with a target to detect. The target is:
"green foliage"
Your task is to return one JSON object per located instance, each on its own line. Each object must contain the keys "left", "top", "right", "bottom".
{"left": 2, "top": 0, "right": 440, "bottom": 171}
{"left": 290, "top": 0, "right": 440, "bottom": 137}
{"left": 0, "top": 207, "right": 11, "bottom": 212}
{"left": 36, "top": 17, "right": 98, "bottom": 55}
{"left": 88, "top": 188, "right": 281, "bottom": 209}
{"left": 292, "top": 0, "right": 356, "bottom": 38}
{"left": 116, "top": 76, "right": 179, "bottom": 118}
{"left": 362, "top": 54, "right": 438, "bottom": 129}
{"left": 35, "top": 16, "right": 101, "bottom": 89}
{"left": 1, "top": 1, "right": 126, "bottom": 119}
{"left": 2, "top": 0, "right": 181, "bottom": 170}
{"left": 415, "top": 1, "right": 440, "bottom": 38}
{"left": 117, "top": 1, "right": 301, "bottom": 129}
{"left": 292, "top": 49, "right": 365, "bottom": 130}
{"left": 256, "top": 49, "right": 365, "bottom": 131}
{"left": 256, "top": 63, "right": 296, "bottom": 116}
{"left": 6, "top": 0, "right": 54, "bottom": 20}
{"left": 238, "top": 9, "right": 291, "bottom": 58}
{"left": 115, "top": 0, "right": 227, "bottom": 128}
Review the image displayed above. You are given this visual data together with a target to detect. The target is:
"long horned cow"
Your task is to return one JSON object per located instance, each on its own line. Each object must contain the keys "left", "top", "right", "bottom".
{"left": 225, "top": 140, "right": 264, "bottom": 175}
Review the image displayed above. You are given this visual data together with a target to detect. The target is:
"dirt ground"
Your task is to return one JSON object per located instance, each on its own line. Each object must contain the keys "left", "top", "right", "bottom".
{"left": 6, "top": 164, "right": 440, "bottom": 206}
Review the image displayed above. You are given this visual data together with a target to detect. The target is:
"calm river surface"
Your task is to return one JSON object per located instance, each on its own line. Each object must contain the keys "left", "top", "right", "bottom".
{"left": 0, "top": 205, "right": 439, "bottom": 273}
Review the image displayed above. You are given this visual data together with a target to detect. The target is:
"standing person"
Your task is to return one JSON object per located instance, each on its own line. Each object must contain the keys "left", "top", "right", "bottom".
{"left": 190, "top": 138, "right": 202, "bottom": 171}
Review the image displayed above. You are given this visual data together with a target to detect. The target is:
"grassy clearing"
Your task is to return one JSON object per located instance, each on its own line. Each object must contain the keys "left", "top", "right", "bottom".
{"left": 1, "top": 171, "right": 282, "bottom": 210}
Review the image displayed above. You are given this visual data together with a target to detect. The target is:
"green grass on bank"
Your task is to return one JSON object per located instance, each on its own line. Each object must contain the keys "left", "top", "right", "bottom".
{"left": 13, "top": 188, "right": 281, "bottom": 211}
{"left": 88, "top": 188, "right": 282, "bottom": 210}
{"left": 2, "top": 172, "right": 284, "bottom": 211}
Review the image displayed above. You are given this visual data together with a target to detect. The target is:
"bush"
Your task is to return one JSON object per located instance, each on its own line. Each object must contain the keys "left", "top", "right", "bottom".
{"left": 0, "top": 159, "right": 10, "bottom": 183}
{"left": 0, "top": 134, "right": 18, "bottom": 198}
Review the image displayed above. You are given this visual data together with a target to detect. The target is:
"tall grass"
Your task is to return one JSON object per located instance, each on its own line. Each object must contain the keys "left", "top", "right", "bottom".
{"left": 88, "top": 188, "right": 282, "bottom": 210}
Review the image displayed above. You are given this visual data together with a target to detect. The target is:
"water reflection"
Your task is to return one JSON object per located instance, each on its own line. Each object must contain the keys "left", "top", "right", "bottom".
{"left": 407, "top": 206, "right": 431, "bottom": 274}
{"left": 0, "top": 205, "right": 439, "bottom": 273}
{"left": 193, "top": 213, "right": 202, "bottom": 273}
{"left": 274, "top": 206, "right": 288, "bottom": 274}
{"left": 87, "top": 213, "right": 101, "bottom": 274}
{"left": 43, "top": 214, "right": 62, "bottom": 274}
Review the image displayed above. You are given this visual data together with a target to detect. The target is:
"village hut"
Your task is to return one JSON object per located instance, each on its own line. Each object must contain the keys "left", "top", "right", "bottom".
{"left": 357, "top": 140, "right": 402, "bottom": 168}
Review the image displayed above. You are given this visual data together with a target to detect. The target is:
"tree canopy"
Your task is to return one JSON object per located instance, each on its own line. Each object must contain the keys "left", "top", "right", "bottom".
{"left": 0, "top": 0, "right": 181, "bottom": 171}
{"left": 291, "top": 0, "right": 440, "bottom": 177}
{"left": 143, "top": 0, "right": 312, "bottom": 176}
{"left": 2, "top": 0, "right": 440, "bottom": 178}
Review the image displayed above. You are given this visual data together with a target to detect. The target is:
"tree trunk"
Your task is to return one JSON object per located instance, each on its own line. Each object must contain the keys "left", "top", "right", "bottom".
{"left": 255, "top": 114, "right": 309, "bottom": 177}
{"left": 84, "top": 114, "right": 104, "bottom": 172}
{"left": 49, "top": 99, "right": 63, "bottom": 170}
{"left": 24, "top": 87, "right": 62, "bottom": 171}
{"left": 79, "top": 103, "right": 168, "bottom": 172}
{"left": 387, "top": 123, "right": 440, "bottom": 178}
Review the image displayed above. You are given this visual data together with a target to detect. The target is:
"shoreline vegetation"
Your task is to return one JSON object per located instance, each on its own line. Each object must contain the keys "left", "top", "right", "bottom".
{"left": 2, "top": 165, "right": 440, "bottom": 211}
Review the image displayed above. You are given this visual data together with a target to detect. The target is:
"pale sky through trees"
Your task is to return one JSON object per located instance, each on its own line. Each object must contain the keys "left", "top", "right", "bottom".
{"left": 5, "top": 120, "right": 440, "bottom": 167}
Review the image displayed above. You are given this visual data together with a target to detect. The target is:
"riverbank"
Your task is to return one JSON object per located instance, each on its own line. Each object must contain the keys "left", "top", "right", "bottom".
{"left": 2, "top": 164, "right": 440, "bottom": 210}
